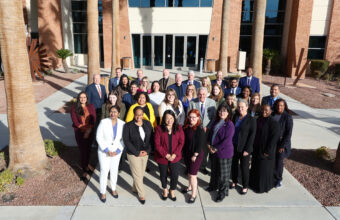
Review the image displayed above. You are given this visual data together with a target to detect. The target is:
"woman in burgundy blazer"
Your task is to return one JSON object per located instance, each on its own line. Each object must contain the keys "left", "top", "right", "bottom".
{"left": 70, "top": 91, "right": 96, "bottom": 181}
{"left": 154, "top": 110, "right": 185, "bottom": 201}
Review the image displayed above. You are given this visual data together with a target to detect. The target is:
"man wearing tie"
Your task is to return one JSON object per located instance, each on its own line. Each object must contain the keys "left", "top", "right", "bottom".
{"left": 133, "top": 69, "right": 144, "bottom": 87}
{"left": 188, "top": 87, "right": 216, "bottom": 175}
{"left": 168, "top": 73, "right": 187, "bottom": 100}
{"left": 224, "top": 77, "right": 241, "bottom": 97}
{"left": 86, "top": 74, "right": 107, "bottom": 120}
{"left": 211, "top": 71, "right": 227, "bottom": 89}
{"left": 108, "top": 67, "right": 122, "bottom": 93}
{"left": 239, "top": 67, "right": 260, "bottom": 93}
{"left": 183, "top": 70, "right": 201, "bottom": 89}
{"left": 262, "top": 84, "right": 280, "bottom": 109}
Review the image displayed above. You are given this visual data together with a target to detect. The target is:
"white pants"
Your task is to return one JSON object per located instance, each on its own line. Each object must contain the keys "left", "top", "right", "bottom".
{"left": 98, "top": 151, "right": 122, "bottom": 194}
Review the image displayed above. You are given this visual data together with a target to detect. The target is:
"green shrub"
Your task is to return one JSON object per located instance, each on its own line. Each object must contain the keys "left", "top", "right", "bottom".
{"left": 56, "top": 49, "right": 73, "bottom": 60}
{"left": 263, "top": 48, "right": 278, "bottom": 60}
{"left": 271, "top": 54, "right": 283, "bottom": 75}
{"left": 15, "top": 176, "right": 24, "bottom": 186}
{"left": 44, "top": 139, "right": 66, "bottom": 157}
{"left": 310, "top": 60, "right": 330, "bottom": 78}
{"left": 315, "top": 146, "right": 331, "bottom": 160}
{"left": 0, "top": 169, "right": 14, "bottom": 192}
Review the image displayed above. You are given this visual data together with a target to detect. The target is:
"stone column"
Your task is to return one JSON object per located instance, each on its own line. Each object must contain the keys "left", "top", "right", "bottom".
{"left": 219, "top": 0, "right": 230, "bottom": 75}
{"left": 111, "top": 0, "right": 120, "bottom": 77}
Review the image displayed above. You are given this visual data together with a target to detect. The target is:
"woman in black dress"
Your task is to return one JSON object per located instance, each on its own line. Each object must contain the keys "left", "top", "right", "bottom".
{"left": 249, "top": 104, "right": 280, "bottom": 193}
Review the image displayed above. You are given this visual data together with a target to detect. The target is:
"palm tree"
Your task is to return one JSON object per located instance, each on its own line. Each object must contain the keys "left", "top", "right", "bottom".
{"left": 87, "top": 0, "right": 100, "bottom": 84}
{"left": 250, "top": 0, "right": 266, "bottom": 92}
{"left": 0, "top": 0, "right": 48, "bottom": 173}
{"left": 111, "top": 0, "right": 120, "bottom": 78}
{"left": 56, "top": 49, "right": 73, "bottom": 73}
{"left": 219, "top": 0, "right": 230, "bottom": 76}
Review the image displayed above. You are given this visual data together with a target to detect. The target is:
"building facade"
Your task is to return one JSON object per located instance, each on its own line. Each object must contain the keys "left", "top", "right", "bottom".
{"left": 24, "top": 0, "right": 340, "bottom": 78}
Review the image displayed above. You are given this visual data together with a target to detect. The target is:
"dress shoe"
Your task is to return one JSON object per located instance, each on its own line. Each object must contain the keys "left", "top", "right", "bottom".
{"left": 99, "top": 195, "right": 106, "bottom": 203}
{"left": 229, "top": 183, "right": 236, "bottom": 189}
{"left": 215, "top": 194, "right": 225, "bottom": 203}
{"left": 138, "top": 198, "right": 146, "bottom": 205}
{"left": 169, "top": 195, "right": 177, "bottom": 201}
{"left": 241, "top": 188, "right": 248, "bottom": 195}
{"left": 188, "top": 196, "right": 196, "bottom": 204}
{"left": 112, "top": 191, "right": 118, "bottom": 199}
{"left": 181, "top": 188, "right": 192, "bottom": 194}
{"left": 275, "top": 181, "right": 282, "bottom": 188}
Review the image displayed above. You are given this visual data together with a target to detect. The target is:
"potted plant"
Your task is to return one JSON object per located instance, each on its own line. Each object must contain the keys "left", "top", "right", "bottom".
{"left": 263, "top": 48, "right": 278, "bottom": 75}
{"left": 56, "top": 49, "right": 73, "bottom": 73}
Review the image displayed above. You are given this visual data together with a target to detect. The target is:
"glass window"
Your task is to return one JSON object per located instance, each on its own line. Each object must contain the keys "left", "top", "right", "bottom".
{"left": 265, "top": 11, "right": 285, "bottom": 23}
{"left": 72, "top": 1, "right": 87, "bottom": 11}
{"left": 240, "top": 24, "right": 252, "bottom": 35}
{"left": 200, "top": 0, "right": 213, "bottom": 7}
{"left": 175, "top": 0, "right": 199, "bottom": 7}
{"left": 74, "top": 34, "right": 88, "bottom": 53}
{"left": 264, "top": 24, "right": 283, "bottom": 36}
{"left": 239, "top": 36, "right": 252, "bottom": 53}
{"left": 129, "top": 0, "right": 140, "bottom": 7}
{"left": 198, "top": 35, "right": 208, "bottom": 60}
{"left": 72, "top": 12, "right": 87, "bottom": 22}
{"left": 143, "top": 36, "right": 152, "bottom": 66}
{"left": 241, "top": 11, "right": 253, "bottom": 23}
{"left": 308, "top": 49, "right": 325, "bottom": 60}
{"left": 73, "top": 23, "right": 87, "bottom": 33}
{"left": 167, "top": 0, "right": 174, "bottom": 6}
{"left": 132, "top": 34, "right": 141, "bottom": 68}
{"left": 263, "top": 36, "right": 282, "bottom": 51}
{"left": 141, "top": 0, "right": 151, "bottom": 7}
{"left": 307, "top": 36, "right": 326, "bottom": 59}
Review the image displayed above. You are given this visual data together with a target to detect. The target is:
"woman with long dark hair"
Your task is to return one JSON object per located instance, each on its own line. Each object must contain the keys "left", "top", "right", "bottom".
{"left": 154, "top": 110, "right": 185, "bottom": 201}
{"left": 114, "top": 74, "right": 130, "bottom": 101}
{"left": 159, "top": 88, "right": 185, "bottom": 125}
{"left": 206, "top": 103, "right": 235, "bottom": 202}
{"left": 101, "top": 91, "right": 126, "bottom": 120}
{"left": 70, "top": 92, "right": 96, "bottom": 181}
{"left": 182, "top": 109, "right": 206, "bottom": 203}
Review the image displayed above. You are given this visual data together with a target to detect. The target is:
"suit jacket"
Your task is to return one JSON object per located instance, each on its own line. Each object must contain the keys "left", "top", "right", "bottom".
{"left": 211, "top": 79, "right": 227, "bottom": 89}
{"left": 70, "top": 103, "right": 96, "bottom": 131}
{"left": 86, "top": 83, "right": 106, "bottom": 110}
{"left": 159, "top": 77, "right": 175, "bottom": 92}
{"left": 253, "top": 117, "right": 280, "bottom": 160}
{"left": 232, "top": 114, "right": 256, "bottom": 153}
{"left": 224, "top": 87, "right": 242, "bottom": 97}
{"left": 188, "top": 98, "right": 216, "bottom": 128}
{"left": 275, "top": 111, "right": 293, "bottom": 157}
{"left": 239, "top": 76, "right": 260, "bottom": 93}
{"left": 96, "top": 118, "right": 125, "bottom": 153}
{"left": 183, "top": 79, "right": 201, "bottom": 89}
{"left": 122, "top": 93, "right": 136, "bottom": 111}
{"left": 261, "top": 95, "right": 280, "bottom": 108}
{"left": 168, "top": 83, "right": 187, "bottom": 100}
{"left": 123, "top": 119, "right": 153, "bottom": 156}
{"left": 108, "top": 77, "right": 120, "bottom": 93}
{"left": 154, "top": 125, "right": 185, "bottom": 164}
{"left": 208, "top": 120, "right": 235, "bottom": 159}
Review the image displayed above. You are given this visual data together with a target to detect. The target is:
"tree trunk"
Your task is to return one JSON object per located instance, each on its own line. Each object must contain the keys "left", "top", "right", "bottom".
{"left": 87, "top": 0, "right": 100, "bottom": 84}
{"left": 219, "top": 0, "right": 230, "bottom": 76}
{"left": 334, "top": 142, "right": 340, "bottom": 174}
{"left": 111, "top": 0, "right": 120, "bottom": 78}
{"left": 250, "top": 0, "right": 266, "bottom": 93}
{"left": 264, "top": 58, "right": 271, "bottom": 75}
{"left": 62, "top": 59, "right": 69, "bottom": 73}
{"left": 0, "top": 0, "right": 48, "bottom": 174}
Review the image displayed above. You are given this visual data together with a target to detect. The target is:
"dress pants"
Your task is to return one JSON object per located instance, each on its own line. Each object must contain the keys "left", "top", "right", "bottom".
{"left": 158, "top": 162, "right": 180, "bottom": 190}
{"left": 127, "top": 154, "right": 149, "bottom": 198}
{"left": 274, "top": 152, "right": 285, "bottom": 183}
{"left": 210, "top": 154, "right": 232, "bottom": 195}
{"left": 74, "top": 129, "right": 94, "bottom": 171}
{"left": 231, "top": 152, "right": 250, "bottom": 188}
{"left": 98, "top": 150, "right": 122, "bottom": 194}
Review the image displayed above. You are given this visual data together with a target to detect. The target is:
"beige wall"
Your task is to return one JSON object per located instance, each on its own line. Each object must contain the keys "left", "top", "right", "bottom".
{"left": 310, "top": 0, "right": 333, "bottom": 36}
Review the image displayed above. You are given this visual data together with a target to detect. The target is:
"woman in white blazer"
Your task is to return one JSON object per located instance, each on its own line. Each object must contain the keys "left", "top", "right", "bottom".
{"left": 96, "top": 105, "right": 125, "bottom": 203}
{"left": 159, "top": 88, "right": 185, "bottom": 125}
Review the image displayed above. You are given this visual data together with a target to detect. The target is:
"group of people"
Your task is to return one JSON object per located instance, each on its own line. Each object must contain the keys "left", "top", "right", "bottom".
{"left": 70, "top": 66, "right": 293, "bottom": 204}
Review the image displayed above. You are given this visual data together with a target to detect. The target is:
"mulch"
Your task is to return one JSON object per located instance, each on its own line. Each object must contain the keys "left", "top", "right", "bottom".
{"left": 285, "top": 148, "right": 340, "bottom": 206}
{"left": 262, "top": 75, "right": 340, "bottom": 109}
{"left": 0, "top": 147, "right": 97, "bottom": 206}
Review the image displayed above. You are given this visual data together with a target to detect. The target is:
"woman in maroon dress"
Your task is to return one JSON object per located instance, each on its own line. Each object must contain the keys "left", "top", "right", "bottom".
{"left": 182, "top": 109, "right": 206, "bottom": 203}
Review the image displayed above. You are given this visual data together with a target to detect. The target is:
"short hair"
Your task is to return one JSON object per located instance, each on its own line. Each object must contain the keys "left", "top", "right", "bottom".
{"left": 133, "top": 106, "right": 144, "bottom": 114}
{"left": 175, "top": 73, "right": 182, "bottom": 78}
{"left": 130, "top": 81, "right": 138, "bottom": 87}
{"left": 135, "top": 91, "right": 150, "bottom": 102}
{"left": 109, "top": 105, "right": 120, "bottom": 113}
{"left": 188, "top": 70, "right": 195, "bottom": 75}
{"left": 93, "top": 73, "right": 100, "bottom": 79}
{"left": 271, "top": 84, "right": 280, "bottom": 90}
{"left": 230, "top": 77, "right": 238, "bottom": 82}
{"left": 237, "top": 99, "right": 249, "bottom": 107}
{"left": 115, "top": 67, "right": 122, "bottom": 72}
{"left": 241, "top": 85, "right": 252, "bottom": 97}
{"left": 198, "top": 86, "right": 208, "bottom": 94}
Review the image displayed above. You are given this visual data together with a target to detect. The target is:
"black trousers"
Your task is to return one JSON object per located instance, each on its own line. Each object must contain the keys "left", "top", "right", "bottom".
{"left": 274, "top": 152, "right": 285, "bottom": 183}
{"left": 158, "top": 162, "right": 180, "bottom": 190}
{"left": 231, "top": 152, "right": 250, "bottom": 188}
{"left": 209, "top": 154, "right": 232, "bottom": 195}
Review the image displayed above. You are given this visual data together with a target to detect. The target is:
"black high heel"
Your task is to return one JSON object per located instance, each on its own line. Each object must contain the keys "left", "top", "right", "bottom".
{"left": 188, "top": 196, "right": 196, "bottom": 203}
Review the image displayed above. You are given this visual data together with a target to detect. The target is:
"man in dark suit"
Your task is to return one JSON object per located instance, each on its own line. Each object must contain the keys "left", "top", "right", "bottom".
{"left": 211, "top": 71, "right": 227, "bottom": 89}
{"left": 132, "top": 69, "right": 144, "bottom": 87}
{"left": 183, "top": 70, "right": 201, "bottom": 89}
{"left": 168, "top": 73, "right": 187, "bottom": 100}
{"left": 239, "top": 67, "right": 260, "bottom": 93}
{"left": 224, "top": 77, "right": 241, "bottom": 97}
{"left": 159, "top": 69, "right": 175, "bottom": 92}
{"left": 262, "top": 84, "right": 280, "bottom": 109}
{"left": 108, "top": 67, "right": 122, "bottom": 93}
{"left": 122, "top": 81, "right": 138, "bottom": 111}
{"left": 86, "top": 74, "right": 106, "bottom": 114}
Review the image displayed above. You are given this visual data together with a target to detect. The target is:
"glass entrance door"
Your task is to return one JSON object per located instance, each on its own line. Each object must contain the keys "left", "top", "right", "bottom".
{"left": 186, "top": 36, "right": 197, "bottom": 68}
{"left": 165, "top": 35, "right": 173, "bottom": 69}
{"left": 175, "top": 36, "right": 184, "bottom": 67}
{"left": 153, "top": 35, "right": 164, "bottom": 70}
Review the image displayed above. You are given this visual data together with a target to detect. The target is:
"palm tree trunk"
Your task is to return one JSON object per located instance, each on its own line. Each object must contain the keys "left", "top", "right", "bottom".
{"left": 87, "top": 0, "right": 100, "bottom": 84}
{"left": 0, "top": 0, "right": 48, "bottom": 174}
{"left": 111, "top": 0, "right": 120, "bottom": 78}
{"left": 334, "top": 142, "right": 340, "bottom": 174}
{"left": 219, "top": 0, "right": 230, "bottom": 76}
{"left": 250, "top": 0, "right": 266, "bottom": 92}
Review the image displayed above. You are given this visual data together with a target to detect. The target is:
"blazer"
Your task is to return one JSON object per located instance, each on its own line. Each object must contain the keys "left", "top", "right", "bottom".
{"left": 96, "top": 118, "right": 125, "bottom": 153}
{"left": 125, "top": 102, "right": 157, "bottom": 128}
{"left": 183, "top": 79, "right": 201, "bottom": 89}
{"left": 168, "top": 83, "right": 187, "bottom": 100}
{"left": 184, "top": 126, "right": 206, "bottom": 156}
{"left": 123, "top": 119, "right": 153, "bottom": 156}
{"left": 224, "top": 87, "right": 242, "bottom": 97}
{"left": 232, "top": 114, "right": 256, "bottom": 153}
{"left": 261, "top": 95, "right": 280, "bottom": 108}
{"left": 275, "top": 111, "right": 293, "bottom": 157}
{"left": 159, "top": 77, "right": 175, "bottom": 92}
{"left": 239, "top": 76, "right": 260, "bottom": 93}
{"left": 154, "top": 125, "right": 185, "bottom": 165}
{"left": 86, "top": 83, "right": 107, "bottom": 110}
{"left": 208, "top": 120, "right": 235, "bottom": 159}
{"left": 122, "top": 93, "right": 136, "bottom": 111}
{"left": 253, "top": 117, "right": 280, "bottom": 160}
{"left": 211, "top": 79, "right": 227, "bottom": 89}
{"left": 108, "top": 77, "right": 119, "bottom": 93}
{"left": 70, "top": 103, "right": 96, "bottom": 131}
{"left": 158, "top": 101, "right": 186, "bottom": 125}
{"left": 188, "top": 98, "right": 216, "bottom": 128}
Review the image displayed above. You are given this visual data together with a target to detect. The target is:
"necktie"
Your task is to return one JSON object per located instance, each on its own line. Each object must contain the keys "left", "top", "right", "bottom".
{"left": 247, "top": 78, "right": 250, "bottom": 86}
{"left": 201, "top": 103, "right": 205, "bottom": 118}
{"left": 96, "top": 85, "right": 102, "bottom": 99}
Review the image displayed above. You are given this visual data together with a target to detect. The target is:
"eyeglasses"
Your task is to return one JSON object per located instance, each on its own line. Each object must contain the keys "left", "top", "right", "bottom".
{"left": 219, "top": 110, "right": 228, "bottom": 113}
{"left": 188, "top": 116, "right": 197, "bottom": 119}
